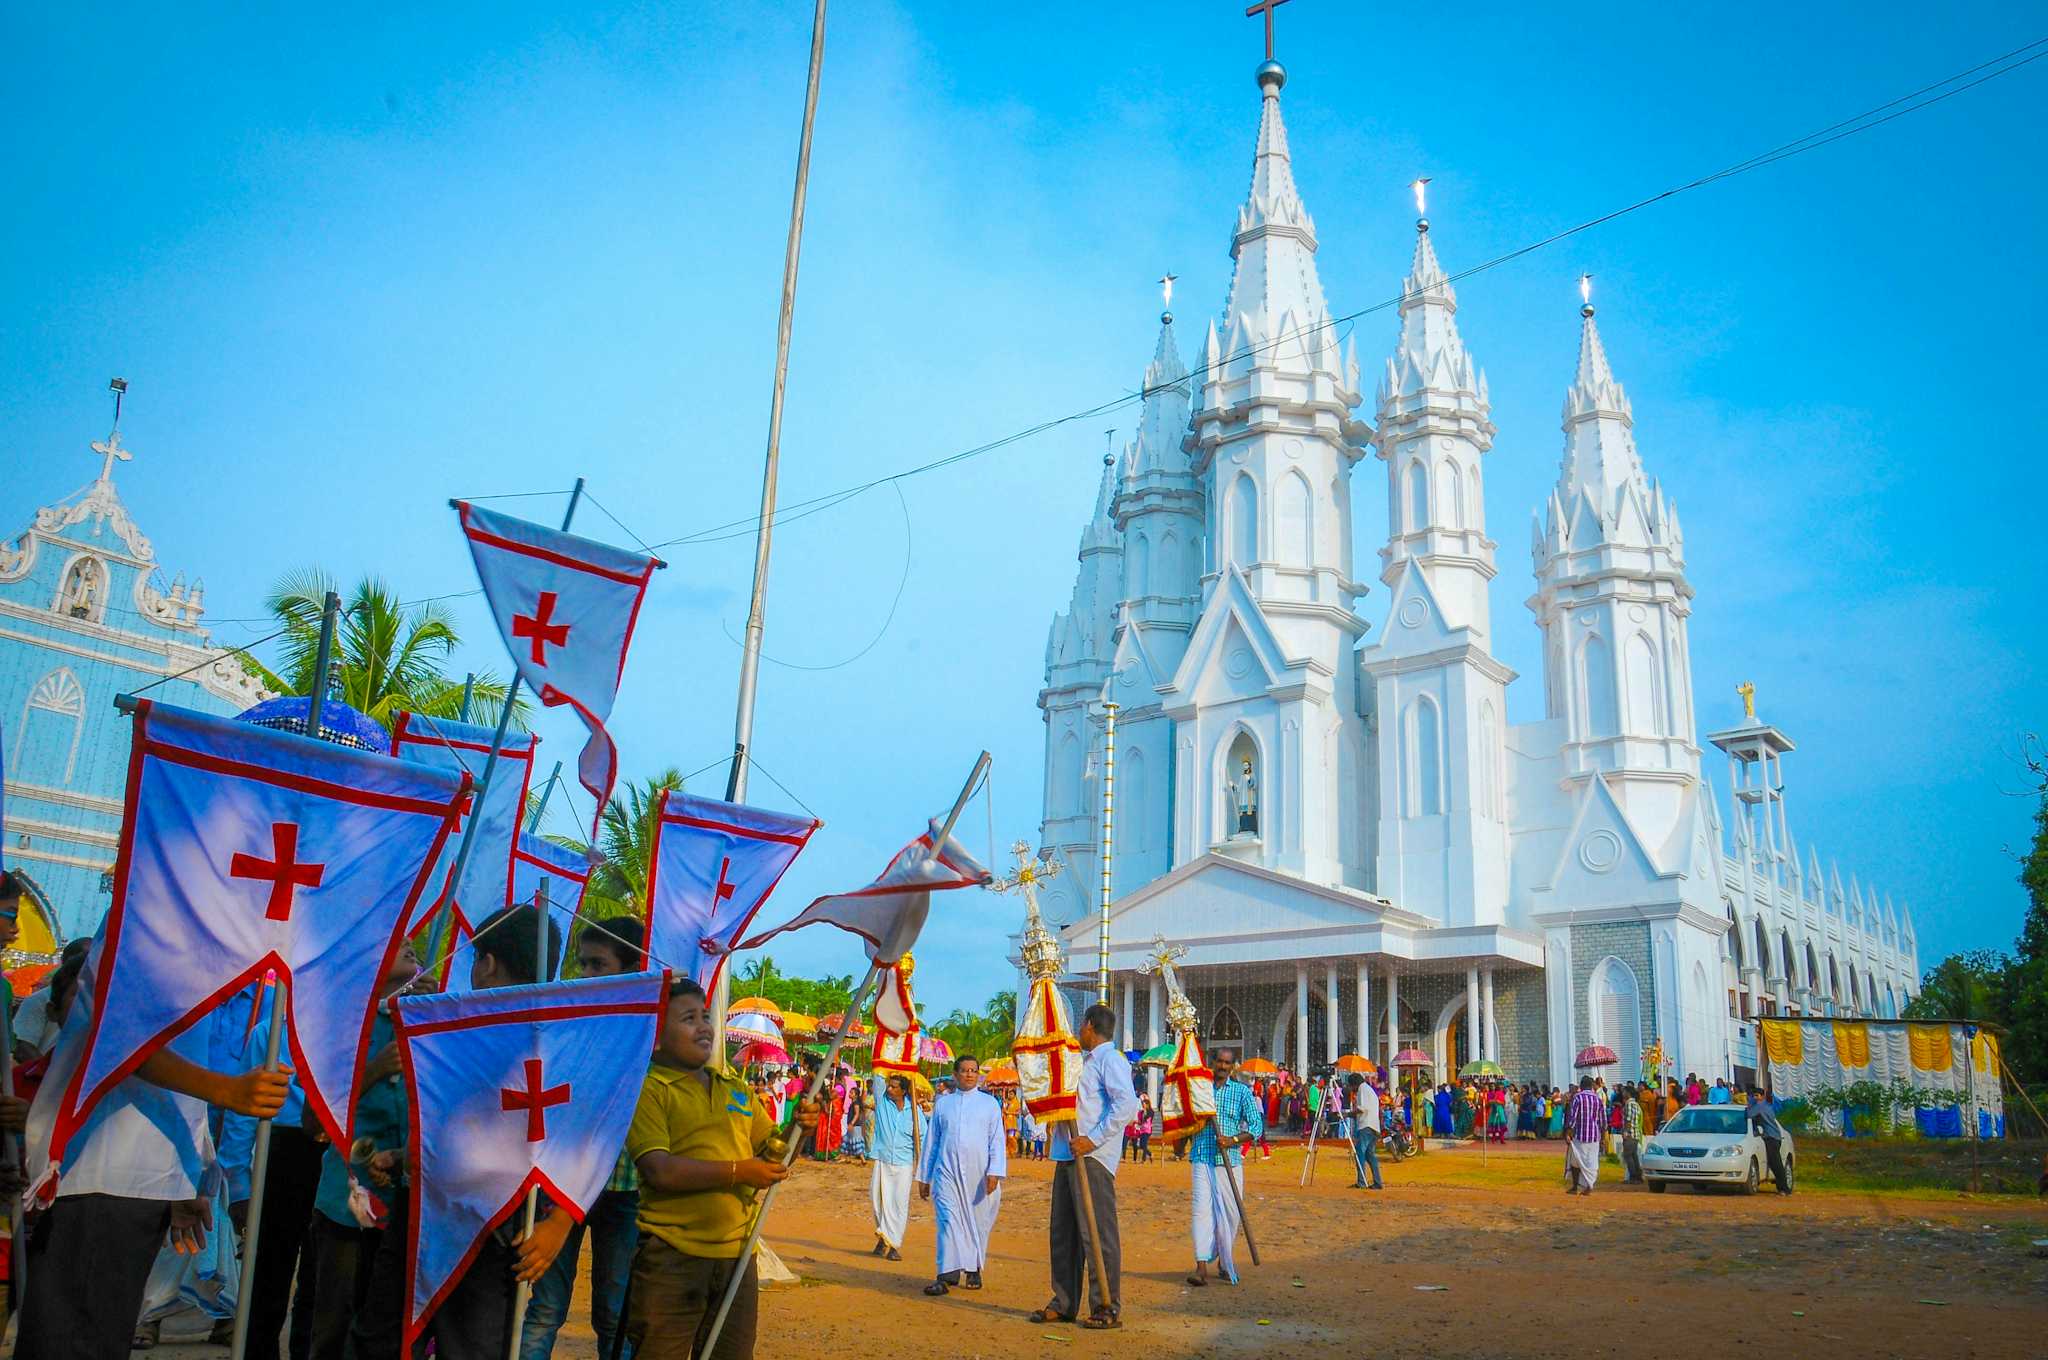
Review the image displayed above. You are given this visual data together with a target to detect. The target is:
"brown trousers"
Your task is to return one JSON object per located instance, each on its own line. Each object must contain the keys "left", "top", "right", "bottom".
{"left": 625, "top": 1237, "right": 758, "bottom": 1360}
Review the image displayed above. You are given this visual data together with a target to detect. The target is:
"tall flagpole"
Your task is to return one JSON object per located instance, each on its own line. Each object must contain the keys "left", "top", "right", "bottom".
{"left": 719, "top": 0, "right": 830, "bottom": 1050}
{"left": 229, "top": 589, "right": 340, "bottom": 1360}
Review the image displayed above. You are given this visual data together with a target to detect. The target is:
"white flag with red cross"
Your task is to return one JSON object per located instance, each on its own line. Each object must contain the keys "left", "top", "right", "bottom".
{"left": 394, "top": 971, "right": 667, "bottom": 1351}
{"left": 389, "top": 710, "right": 538, "bottom": 941}
{"left": 646, "top": 791, "right": 820, "bottom": 990}
{"left": 454, "top": 501, "right": 662, "bottom": 836}
{"left": 738, "top": 820, "right": 988, "bottom": 966}
{"left": 44, "top": 700, "right": 470, "bottom": 1169}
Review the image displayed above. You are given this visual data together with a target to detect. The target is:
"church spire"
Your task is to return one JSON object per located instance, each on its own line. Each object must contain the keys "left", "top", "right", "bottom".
{"left": 1555, "top": 280, "right": 1649, "bottom": 521}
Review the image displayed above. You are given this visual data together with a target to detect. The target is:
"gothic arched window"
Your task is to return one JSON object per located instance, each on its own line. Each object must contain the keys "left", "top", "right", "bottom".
{"left": 1587, "top": 956, "right": 1643, "bottom": 1080}
{"left": 1579, "top": 633, "right": 1618, "bottom": 738}
{"left": 1228, "top": 475, "right": 1258, "bottom": 568}
{"left": 1476, "top": 699, "right": 1500, "bottom": 821}
{"left": 1122, "top": 745, "right": 1148, "bottom": 855}
{"left": 1435, "top": 459, "right": 1462, "bottom": 530}
{"left": 1625, "top": 633, "right": 1663, "bottom": 736}
{"left": 1405, "top": 460, "right": 1429, "bottom": 532}
{"left": 1131, "top": 532, "right": 1152, "bottom": 597}
{"left": 1209, "top": 1005, "right": 1243, "bottom": 1043}
{"left": 1727, "top": 907, "right": 1745, "bottom": 968}
{"left": 18, "top": 667, "right": 88, "bottom": 785}
{"left": 1404, "top": 696, "right": 1443, "bottom": 817}
{"left": 1753, "top": 917, "right": 1771, "bottom": 974}
{"left": 1276, "top": 472, "right": 1313, "bottom": 567}
{"left": 1159, "top": 530, "right": 1181, "bottom": 592}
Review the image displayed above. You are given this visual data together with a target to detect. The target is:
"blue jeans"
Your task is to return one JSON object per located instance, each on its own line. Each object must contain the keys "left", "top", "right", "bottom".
{"left": 520, "top": 1188, "right": 638, "bottom": 1360}
{"left": 1350, "top": 1130, "right": 1383, "bottom": 1188}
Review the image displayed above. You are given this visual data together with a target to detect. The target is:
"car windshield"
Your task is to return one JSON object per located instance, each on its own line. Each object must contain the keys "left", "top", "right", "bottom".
{"left": 1663, "top": 1108, "right": 1747, "bottom": 1136}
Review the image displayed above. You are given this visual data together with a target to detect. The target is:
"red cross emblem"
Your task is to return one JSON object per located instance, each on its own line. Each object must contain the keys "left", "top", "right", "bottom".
{"left": 696, "top": 858, "right": 739, "bottom": 955}
{"left": 511, "top": 591, "right": 571, "bottom": 667}
{"left": 230, "top": 822, "right": 326, "bottom": 922}
{"left": 500, "top": 1057, "right": 572, "bottom": 1141}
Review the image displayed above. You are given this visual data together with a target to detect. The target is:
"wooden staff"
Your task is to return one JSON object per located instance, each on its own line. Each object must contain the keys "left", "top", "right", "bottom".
{"left": 504, "top": 878, "right": 552, "bottom": 1360}
{"left": 1219, "top": 1131, "right": 1260, "bottom": 1267}
{"left": 1067, "top": 1115, "right": 1112, "bottom": 1319}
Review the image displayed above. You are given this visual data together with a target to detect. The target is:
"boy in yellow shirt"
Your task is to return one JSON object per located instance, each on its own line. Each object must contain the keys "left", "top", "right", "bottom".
{"left": 625, "top": 977, "right": 806, "bottom": 1359}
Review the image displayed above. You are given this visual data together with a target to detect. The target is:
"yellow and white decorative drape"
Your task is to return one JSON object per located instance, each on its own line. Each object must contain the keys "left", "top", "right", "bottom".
{"left": 1760, "top": 1020, "right": 2004, "bottom": 1134}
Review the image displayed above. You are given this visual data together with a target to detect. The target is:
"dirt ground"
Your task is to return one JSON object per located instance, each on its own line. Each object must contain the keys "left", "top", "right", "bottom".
{"left": 137, "top": 1140, "right": 2048, "bottom": 1360}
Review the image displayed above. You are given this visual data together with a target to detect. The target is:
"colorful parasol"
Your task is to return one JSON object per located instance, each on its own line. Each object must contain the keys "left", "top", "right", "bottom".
{"left": 917, "top": 1035, "right": 953, "bottom": 1064}
{"left": 819, "top": 1012, "right": 866, "bottom": 1039}
{"left": 981, "top": 1061, "right": 1020, "bottom": 1087}
{"left": 733, "top": 1040, "right": 791, "bottom": 1067}
{"left": 1458, "top": 1059, "right": 1504, "bottom": 1078}
{"left": 724, "top": 1010, "right": 783, "bottom": 1044}
{"left": 1391, "top": 1048, "right": 1433, "bottom": 1069}
{"left": 1333, "top": 1054, "right": 1375, "bottom": 1074}
{"left": 779, "top": 1011, "right": 820, "bottom": 1038}
{"left": 1573, "top": 1044, "right": 1620, "bottom": 1069}
{"left": 1237, "top": 1056, "right": 1279, "bottom": 1076}
{"left": 1139, "top": 1043, "right": 1176, "bottom": 1068}
{"left": 730, "top": 996, "right": 782, "bottom": 1019}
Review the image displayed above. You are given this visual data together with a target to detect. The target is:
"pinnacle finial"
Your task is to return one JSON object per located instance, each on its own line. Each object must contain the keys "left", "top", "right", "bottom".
{"left": 1579, "top": 272, "right": 1595, "bottom": 318}
{"left": 1159, "top": 271, "right": 1177, "bottom": 324}
{"left": 1411, "top": 177, "right": 1431, "bottom": 233}
{"left": 994, "top": 841, "right": 1067, "bottom": 979}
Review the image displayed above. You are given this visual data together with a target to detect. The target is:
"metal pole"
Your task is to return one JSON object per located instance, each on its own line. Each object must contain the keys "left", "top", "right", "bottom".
{"left": 700, "top": 752, "right": 986, "bottom": 1357}
{"left": 230, "top": 588, "right": 339, "bottom": 1360}
{"left": 506, "top": 879, "right": 551, "bottom": 1359}
{"left": 1097, "top": 701, "right": 1116, "bottom": 1004}
{"left": 1964, "top": 1024, "right": 1979, "bottom": 1195}
{"left": 526, "top": 762, "right": 563, "bottom": 833}
{"left": 726, "top": 0, "right": 829, "bottom": 809}
{"left": 458, "top": 673, "right": 476, "bottom": 723}
{"left": 424, "top": 484, "right": 584, "bottom": 972}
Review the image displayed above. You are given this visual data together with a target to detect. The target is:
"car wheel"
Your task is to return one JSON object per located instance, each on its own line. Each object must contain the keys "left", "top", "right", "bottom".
{"left": 1647, "top": 1179, "right": 1667, "bottom": 1194}
{"left": 1784, "top": 1157, "right": 1794, "bottom": 1192}
{"left": 1744, "top": 1158, "right": 1760, "bottom": 1195}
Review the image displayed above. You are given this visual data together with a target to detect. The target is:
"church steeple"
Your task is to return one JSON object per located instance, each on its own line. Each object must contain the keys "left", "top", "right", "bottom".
{"left": 1531, "top": 284, "right": 1700, "bottom": 842}
{"left": 1373, "top": 203, "right": 1498, "bottom": 640}
{"left": 1115, "top": 302, "right": 1201, "bottom": 641}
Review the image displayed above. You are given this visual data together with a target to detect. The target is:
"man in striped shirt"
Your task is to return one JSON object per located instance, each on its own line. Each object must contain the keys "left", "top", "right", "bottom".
{"left": 1186, "top": 1048, "right": 1263, "bottom": 1287}
{"left": 1620, "top": 1084, "right": 1645, "bottom": 1184}
{"left": 1564, "top": 1076, "right": 1606, "bottom": 1195}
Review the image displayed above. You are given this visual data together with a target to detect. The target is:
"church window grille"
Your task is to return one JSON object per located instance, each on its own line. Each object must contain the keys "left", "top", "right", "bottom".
{"left": 1578, "top": 633, "right": 1617, "bottom": 739}
{"left": 19, "top": 667, "right": 88, "bottom": 785}
{"left": 1209, "top": 1005, "right": 1243, "bottom": 1043}
{"left": 1276, "top": 472, "right": 1313, "bottom": 568}
{"left": 1404, "top": 696, "right": 1443, "bottom": 817}
{"left": 1227, "top": 474, "right": 1258, "bottom": 568}
{"left": 1753, "top": 918, "right": 1771, "bottom": 976}
{"left": 1779, "top": 931, "right": 1796, "bottom": 986}
{"left": 1587, "top": 956, "right": 1643, "bottom": 1081}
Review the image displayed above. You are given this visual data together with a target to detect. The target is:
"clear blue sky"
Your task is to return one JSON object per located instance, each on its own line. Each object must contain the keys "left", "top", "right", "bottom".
{"left": 6, "top": 3, "right": 2045, "bottom": 1017}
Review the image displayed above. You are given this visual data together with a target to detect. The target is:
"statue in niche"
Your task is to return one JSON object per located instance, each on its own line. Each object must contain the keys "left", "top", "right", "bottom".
{"left": 61, "top": 558, "right": 103, "bottom": 619}
{"left": 1227, "top": 757, "right": 1258, "bottom": 836}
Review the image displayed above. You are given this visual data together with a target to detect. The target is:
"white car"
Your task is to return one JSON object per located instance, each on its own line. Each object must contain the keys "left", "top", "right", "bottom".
{"left": 1640, "top": 1105, "right": 1793, "bottom": 1194}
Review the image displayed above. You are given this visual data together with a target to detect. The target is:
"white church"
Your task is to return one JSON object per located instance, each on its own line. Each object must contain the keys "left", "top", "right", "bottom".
{"left": 1029, "top": 57, "right": 1919, "bottom": 1092}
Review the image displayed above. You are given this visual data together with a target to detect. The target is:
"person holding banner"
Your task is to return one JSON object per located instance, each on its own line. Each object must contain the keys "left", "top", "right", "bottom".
{"left": 624, "top": 977, "right": 804, "bottom": 1360}
{"left": 1187, "top": 1047, "right": 1261, "bottom": 1287}
{"left": 16, "top": 951, "right": 292, "bottom": 1360}
{"left": 350, "top": 904, "right": 570, "bottom": 1360}
{"left": 1040, "top": 1003, "right": 1138, "bottom": 1331}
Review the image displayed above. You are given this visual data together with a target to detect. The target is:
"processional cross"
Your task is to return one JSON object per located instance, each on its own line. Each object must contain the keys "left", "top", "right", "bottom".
{"left": 1245, "top": 0, "right": 1290, "bottom": 61}
{"left": 993, "top": 841, "right": 1066, "bottom": 978}
{"left": 1143, "top": 933, "right": 1199, "bottom": 1034}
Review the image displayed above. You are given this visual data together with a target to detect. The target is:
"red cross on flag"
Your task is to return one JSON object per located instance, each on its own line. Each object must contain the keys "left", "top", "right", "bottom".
{"left": 739, "top": 818, "right": 989, "bottom": 966}
{"left": 454, "top": 501, "right": 662, "bottom": 835}
{"left": 646, "top": 791, "right": 820, "bottom": 990}
{"left": 394, "top": 971, "right": 667, "bottom": 1350}
{"left": 45, "top": 700, "right": 471, "bottom": 1171}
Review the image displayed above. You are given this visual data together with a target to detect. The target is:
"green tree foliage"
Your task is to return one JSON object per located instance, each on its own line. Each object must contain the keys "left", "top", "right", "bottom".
{"left": 576, "top": 769, "right": 685, "bottom": 922}
{"left": 926, "top": 992, "right": 1018, "bottom": 1062}
{"left": 2001, "top": 739, "right": 2048, "bottom": 1083}
{"left": 252, "top": 569, "right": 525, "bottom": 730}
{"left": 729, "top": 955, "right": 855, "bottom": 1018}
{"left": 1903, "top": 949, "right": 2010, "bottom": 1023}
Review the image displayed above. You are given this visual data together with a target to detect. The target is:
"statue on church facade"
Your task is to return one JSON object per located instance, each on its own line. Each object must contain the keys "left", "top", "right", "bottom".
{"left": 1227, "top": 757, "right": 1259, "bottom": 836}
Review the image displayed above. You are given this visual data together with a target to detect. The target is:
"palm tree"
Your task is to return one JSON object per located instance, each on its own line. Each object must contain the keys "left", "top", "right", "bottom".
{"left": 250, "top": 569, "right": 526, "bottom": 730}
{"left": 928, "top": 992, "right": 1018, "bottom": 1062}
{"left": 571, "top": 768, "right": 686, "bottom": 921}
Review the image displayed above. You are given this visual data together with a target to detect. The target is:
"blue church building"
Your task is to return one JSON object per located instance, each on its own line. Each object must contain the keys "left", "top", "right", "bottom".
{"left": 2, "top": 395, "right": 267, "bottom": 956}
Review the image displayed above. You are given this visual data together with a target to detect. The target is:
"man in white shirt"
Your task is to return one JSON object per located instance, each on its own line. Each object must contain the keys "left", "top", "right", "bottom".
{"left": 17, "top": 953, "right": 289, "bottom": 1360}
{"left": 1345, "top": 1075, "right": 1384, "bottom": 1190}
{"left": 1028, "top": 1003, "right": 1138, "bottom": 1331}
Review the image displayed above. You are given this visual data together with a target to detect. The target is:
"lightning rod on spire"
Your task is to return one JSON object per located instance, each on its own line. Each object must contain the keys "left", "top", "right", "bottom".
{"left": 1103, "top": 428, "right": 1117, "bottom": 466}
{"left": 1579, "top": 273, "right": 1595, "bottom": 317}
{"left": 1159, "top": 271, "right": 1177, "bottom": 323}
{"left": 1411, "top": 177, "right": 1431, "bottom": 232}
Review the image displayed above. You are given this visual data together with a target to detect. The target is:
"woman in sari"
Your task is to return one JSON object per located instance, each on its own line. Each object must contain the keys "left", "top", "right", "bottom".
{"left": 1546, "top": 1088, "right": 1567, "bottom": 1138}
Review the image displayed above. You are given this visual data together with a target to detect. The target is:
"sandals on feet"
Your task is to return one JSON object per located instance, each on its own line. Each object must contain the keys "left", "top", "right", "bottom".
{"left": 964, "top": 1271, "right": 983, "bottom": 1290}
{"left": 1081, "top": 1313, "right": 1121, "bottom": 1330}
{"left": 1186, "top": 1274, "right": 1207, "bottom": 1287}
{"left": 924, "top": 1281, "right": 950, "bottom": 1296}
{"left": 886, "top": 1247, "right": 902, "bottom": 1261}
{"left": 1027, "top": 1306, "right": 1076, "bottom": 1324}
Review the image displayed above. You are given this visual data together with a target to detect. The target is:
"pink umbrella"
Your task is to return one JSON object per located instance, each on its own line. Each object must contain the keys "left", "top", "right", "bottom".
{"left": 734, "top": 1040, "right": 791, "bottom": 1067}
{"left": 918, "top": 1035, "right": 953, "bottom": 1063}
{"left": 1390, "top": 1048, "right": 1433, "bottom": 1069}
{"left": 1574, "top": 1044, "right": 1620, "bottom": 1069}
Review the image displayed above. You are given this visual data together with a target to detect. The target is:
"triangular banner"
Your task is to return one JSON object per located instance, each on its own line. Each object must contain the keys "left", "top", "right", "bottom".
{"left": 390, "top": 711, "right": 537, "bottom": 937}
{"left": 47, "top": 700, "right": 469, "bottom": 1167}
{"left": 739, "top": 820, "right": 987, "bottom": 966}
{"left": 395, "top": 971, "right": 667, "bottom": 1350}
{"left": 646, "top": 791, "right": 819, "bottom": 989}
{"left": 454, "top": 501, "right": 662, "bottom": 836}
{"left": 512, "top": 831, "right": 591, "bottom": 980}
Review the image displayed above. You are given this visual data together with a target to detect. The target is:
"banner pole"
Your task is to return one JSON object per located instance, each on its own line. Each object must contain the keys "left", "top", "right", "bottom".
{"left": 506, "top": 879, "right": 552, "bottom": 1360}
{"left": 700, "top": 750, "right": 986, "bottom": 1355}
{"left": 424, "top": 483, "right": 584, "bottom": 974}
{"left": 231, "top": 587, "right": 339, "bottom": 1360}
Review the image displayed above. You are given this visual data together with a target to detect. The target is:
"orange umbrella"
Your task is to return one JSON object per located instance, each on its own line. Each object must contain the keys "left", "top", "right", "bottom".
{"left": 1238, "top": 1057, "right": 1279, "bottom": 1076}
{"left": 1333, "top": 1054, "right": 1374, "bottom": 1074}
{"left": 730, "top": 996, "right": 783, "bottom": 1019}
{"left": 982, "top": 1062, "right": 1020, "bottom": 1087}
{"left": 819, "top": 1012, "right": 866, "bottom": 1038}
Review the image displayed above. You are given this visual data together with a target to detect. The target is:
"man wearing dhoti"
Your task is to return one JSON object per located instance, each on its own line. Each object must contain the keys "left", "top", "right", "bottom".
{"left": 1564, "top": 1075, "right": 1605, "bottom": 1194}
{"left": 869, "top": 1073, "right": 925, "bottom": 1261}
{"left": 1186, "top": 1047, "right": 1261, "bottom": 1287}
{"left": 916, "top": 1055, "right": 1006, "bottom": 1295}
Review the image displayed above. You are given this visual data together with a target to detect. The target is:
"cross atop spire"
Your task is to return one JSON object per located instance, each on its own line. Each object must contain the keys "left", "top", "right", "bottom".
{"left": 1246, "top": 0, "right": 1291, "bottom": 62}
